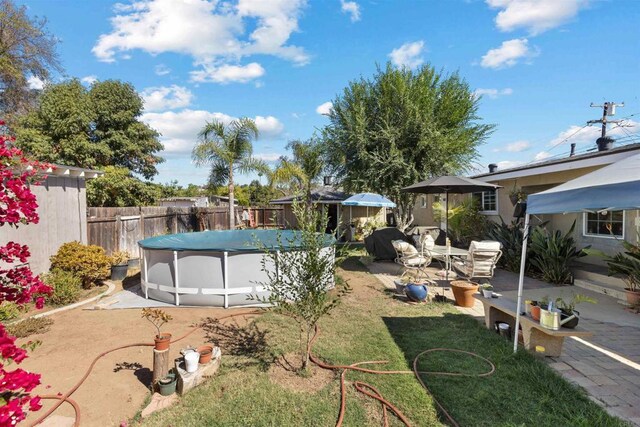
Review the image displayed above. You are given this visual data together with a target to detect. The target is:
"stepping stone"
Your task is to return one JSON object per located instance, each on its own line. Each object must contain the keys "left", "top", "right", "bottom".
{"left": 141, "top": 393, "right": 179, "bottom": 418}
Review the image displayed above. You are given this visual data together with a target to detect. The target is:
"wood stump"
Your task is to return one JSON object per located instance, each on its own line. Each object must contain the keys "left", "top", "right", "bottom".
{"left": 152, "top": 348, "right": 170, "bottom": 386}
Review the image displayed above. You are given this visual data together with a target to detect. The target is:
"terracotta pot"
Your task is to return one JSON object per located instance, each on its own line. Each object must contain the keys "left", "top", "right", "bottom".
{"left": 450, "top": 280, "right": 479, "bottom": 308}
{"left": 198, "top": 345, "right": 214, "bottom": 364}
{"left": 154, "top": 333, "right": 172, "bottom": 351}
{"left": 530, "top": 305, "right": 541, "bottom": 321}
{"left": 625, "top": 288, "right": 640, "bottom": 306}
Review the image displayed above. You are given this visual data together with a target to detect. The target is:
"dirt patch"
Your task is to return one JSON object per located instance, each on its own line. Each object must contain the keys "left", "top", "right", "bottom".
{"left": 268, "top": 353, "right": 335, "bottom": 394}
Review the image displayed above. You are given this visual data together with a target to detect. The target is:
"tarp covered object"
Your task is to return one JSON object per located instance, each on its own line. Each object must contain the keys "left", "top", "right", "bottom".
{"left": 527, "top": 152, "right": 640, "bottom": 214}
{"left": 139, "top": 229, "right": 335, "bottom": 252}
{"left": 342, "top": 193, "right": 396, "bottom": 207}
{"left": 364, "top": 227, "right": 411, "bottom": 260}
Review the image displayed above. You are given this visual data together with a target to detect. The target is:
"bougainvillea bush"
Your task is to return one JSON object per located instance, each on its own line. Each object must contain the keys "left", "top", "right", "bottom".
{"left": 0, "top": 121, "right": 52, "bottom": 426}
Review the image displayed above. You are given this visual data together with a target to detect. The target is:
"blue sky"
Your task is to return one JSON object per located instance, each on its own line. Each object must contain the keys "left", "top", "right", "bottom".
{"left": 21, "top": 0, "right": 640, "bottom": 186}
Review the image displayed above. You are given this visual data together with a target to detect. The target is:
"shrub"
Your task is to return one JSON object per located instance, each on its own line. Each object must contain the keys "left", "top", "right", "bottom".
{"left": 50, "top": 241, "right": 111, "bottom": 288}
{"left": 110, "top": 251, "right": 129, "bottom": 266}
{"left": 485, "top": 218, "right": 529, "bottom": 273}
{"left": 7, "top": 317, "right": 53, "bottom": 338}
{"left": 0, "top": 302, "right": 20, "bottom": 322}
{"left": 529, "top": 221, "right": 589, "bottom": 284}
{"left": 42, "top": 269, "right": 82, "bottom": 306}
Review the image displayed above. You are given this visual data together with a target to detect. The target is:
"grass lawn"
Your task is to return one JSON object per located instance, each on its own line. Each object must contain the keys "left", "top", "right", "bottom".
{"left": 138, "top": 258, "right": 625, "bottom": 426}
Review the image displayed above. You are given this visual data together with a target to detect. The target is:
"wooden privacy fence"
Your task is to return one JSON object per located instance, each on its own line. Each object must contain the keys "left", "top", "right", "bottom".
{"left": 87, "top": 206, "right": 284, "bottom": 256}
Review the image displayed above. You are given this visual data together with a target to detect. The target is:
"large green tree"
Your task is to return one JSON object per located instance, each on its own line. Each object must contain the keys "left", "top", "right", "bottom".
{"left": 192, "top": 118, "right": 268, "bottom": 229}
{"left": 0, "top": 0, "right": 62, "bottom": 124}
{"left": 87, "top": 166, "right": 160, "bottom": 207}
{"left": 323, "top": 63, "right": 494, "bottom": 230}
{"left": 15, "top": 79, "right": 163, "bottom": 178}
{"left": 270, "top": 137, "right": 326, "bottom": 203}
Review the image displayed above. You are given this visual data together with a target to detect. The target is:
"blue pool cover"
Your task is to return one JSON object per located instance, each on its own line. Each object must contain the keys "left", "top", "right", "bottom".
{"left": 138, "top": 229, "right": 336, "bottom": 252}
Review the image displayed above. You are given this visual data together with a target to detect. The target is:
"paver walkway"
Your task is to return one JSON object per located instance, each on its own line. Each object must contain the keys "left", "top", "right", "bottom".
{"left": 367, "top": 260, "right": 640, "bottom": 426}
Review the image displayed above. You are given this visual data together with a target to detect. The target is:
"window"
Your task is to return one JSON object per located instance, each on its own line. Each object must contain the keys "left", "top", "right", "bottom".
{"left": 420, "top": 195, "right": 427, "bottom": 208}
{"left": 583, "top": 211, "right": 624, "bottom": 238}
{"left": 472, "top": 190, "right": 497, "bottom": 213}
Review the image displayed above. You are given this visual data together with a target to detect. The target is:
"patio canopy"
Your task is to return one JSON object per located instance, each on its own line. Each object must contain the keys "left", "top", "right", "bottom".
{"left": 512, "top": 152, "right": 640, "bottom": 354}
{"left": 342, "top": 193, "right": 396, "bottom": 208}
{"left": 527, "top": 152, "right": 640, "bottom": 214}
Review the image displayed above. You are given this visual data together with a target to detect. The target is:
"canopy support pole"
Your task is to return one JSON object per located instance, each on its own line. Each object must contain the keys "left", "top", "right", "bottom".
{"left": 513, "top": 213, "right": 530, "bottom": 353}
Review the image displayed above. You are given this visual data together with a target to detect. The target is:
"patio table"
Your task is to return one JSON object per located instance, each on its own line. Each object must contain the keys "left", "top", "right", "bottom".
{"left": 428, "top": 245, "right": 468, "bottom": 281}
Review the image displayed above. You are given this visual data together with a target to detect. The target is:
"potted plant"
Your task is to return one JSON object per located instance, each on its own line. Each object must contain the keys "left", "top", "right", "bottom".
{"left": 480, "top": 283, "right": 493, "bottom": 298}
{"left": 554, "top": 294, "right": 597, "bottom": 328}
{"left": 588, "top": 238, "right": 640, "bottom": 306}
{"left": 142, "top": 308, "right": 173, "bottom": 351}
{"left": 197, "top": 345, "right": 214, "bottom": 364}
{"left": 157, "top": 370, "right": 177, "bottom": 396}
{"left": 508, "top": 185, "right": 526, "bottom": 206}
{"left": 110, "top": 251, "right": 130, "bottom": 280}
{"left": 450, "top": 280, "right": 479, "bottom": 307}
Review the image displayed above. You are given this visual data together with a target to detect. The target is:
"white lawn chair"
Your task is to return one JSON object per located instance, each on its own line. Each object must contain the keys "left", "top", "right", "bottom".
{"left": 452, "top": 240, "right": 502, "bottom": 281}
{"left": 392, "top": 239, "right": 432, "bottom": 281}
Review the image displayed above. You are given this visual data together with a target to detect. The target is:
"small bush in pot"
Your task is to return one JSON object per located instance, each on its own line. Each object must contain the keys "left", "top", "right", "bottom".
{"left": 110, "top": 251, "right": 130, "bottom": 280}
{"left": 50, "top": 241, "right": 111, "bottom": 288}
{"left": 142, "top": 308, "right": 173, "bottom": 350}
{"left": 480, "top": 283, "right": 493, "bottom": 298}
{"left": 554, "top": 294, "right": 597, "bottom": 328}
{"left": 42, "top": 269, "right": 82, "bottom": 306}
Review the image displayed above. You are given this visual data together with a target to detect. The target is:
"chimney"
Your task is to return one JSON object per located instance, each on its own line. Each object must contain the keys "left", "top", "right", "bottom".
{"left": 570, "top": 143, "right": 576, "bottom": 157}
{"left": 323, "top": 176, "right": 334, "bottom": 186}
{"left": 488, "top": 163, "right": 498, "bottom": 173}
{"left": 596, "top": 136, "right": 614, "bottom": 152}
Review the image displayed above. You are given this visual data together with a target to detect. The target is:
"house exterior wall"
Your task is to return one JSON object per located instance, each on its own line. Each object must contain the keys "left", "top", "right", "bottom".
{"left": 484, "top": 167, "right": 639, "bottom": 264}
{"left": 0, "top": 176, "right": 88, "bottom": 274}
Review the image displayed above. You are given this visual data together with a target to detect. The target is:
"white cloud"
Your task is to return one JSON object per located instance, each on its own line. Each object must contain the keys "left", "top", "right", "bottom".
{"left": 389, "top": 41, "right": 425, "bottom": 68}
{"left": 494, "top": 140, "right": 531, "bottom": 153}
{"left": 141, "top": 109, "right": 284, "bottom": 153}
{"left": 141, "top": 85, "right": 194, "bottom": 111}
{"left": 190, "top": 62, "right": 265, "bottom": 84}
{"left": 316, "top": 101, "right": 333, "bottom": 115}
{"left": 81, "top": 75, "right": 98, "bottom": 85}
{"left": 548, "top": 120, "right": 639, "bottom": 147}
{"left": 486, "top": 0, "right": 587, "bottom": 35}
{"left": 480, "top": 38, "right": 534, "bottom": 69}
{"left": 534, "top": 151, "right": 551, "bottom": 161}
{"left": 155, "top": 64, "right": 171, "bottom": 76}
{"left": 254, "top": 115, "right": 284, "bottom": 138}
{"left": 496, "top": 160, "right": 525, "bottom": 169}
{"left": 474, "top": 87, "right": 513, "bottom": 99}
{"left": 340, "top": 0, "right": 361, "bottom": 22}
{"left": 27, "top": 76, "right": 45, "bottom": 90}
{"left": 93, "top": 0, "right": 309, "bottom": 80}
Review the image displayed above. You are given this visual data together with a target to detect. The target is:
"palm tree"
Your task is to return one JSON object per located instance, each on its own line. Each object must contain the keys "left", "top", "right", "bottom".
{"left": 270, "top": 138, "right": 326, "bottom": 203}
{"left": 192, "top": 118, "right": 268, "bottom": 229}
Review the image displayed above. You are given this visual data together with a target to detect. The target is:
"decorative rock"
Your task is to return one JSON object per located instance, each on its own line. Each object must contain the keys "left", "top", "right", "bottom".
{"left": 175, "top": 346, "right": 221, "bottom": 395}
{"left": 141, "top": 393, "right": 179, "bottom": 418}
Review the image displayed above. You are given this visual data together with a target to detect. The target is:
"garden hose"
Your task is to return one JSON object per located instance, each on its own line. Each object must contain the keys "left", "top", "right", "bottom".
{"left": 28, "top": 310, "right": 261, "bottom": 427}
{"left": 29, "top": 311, "right": 495, "bottom": 427}
{"left": 308, "top": 325, "right": 496, "bottom": 427}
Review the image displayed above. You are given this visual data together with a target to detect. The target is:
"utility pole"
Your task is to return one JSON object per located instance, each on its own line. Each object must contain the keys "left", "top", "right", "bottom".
{"left": 588, "top": 101, "right": 625, "bottom": 138}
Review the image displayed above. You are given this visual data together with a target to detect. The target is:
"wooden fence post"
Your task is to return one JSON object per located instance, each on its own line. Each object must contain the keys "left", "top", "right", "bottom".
{"left": 115, "top": 215, "right": 122, "bottom": 254}
{"left": 173, "top": 211, "right": 178, "bottom": 234}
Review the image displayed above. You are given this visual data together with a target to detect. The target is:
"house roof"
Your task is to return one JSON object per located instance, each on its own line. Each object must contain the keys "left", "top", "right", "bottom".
{"left": 472, "top": 143, "right": 640, "bottom": 182}
{"left": 38, "top": 164, "right": 103, "bottom": 179}
{"left": 271, "top": 188, "right": 351, "bottom": 205}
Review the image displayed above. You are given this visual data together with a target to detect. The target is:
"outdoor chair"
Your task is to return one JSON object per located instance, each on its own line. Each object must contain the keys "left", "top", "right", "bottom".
{"left": 391, "top": 239, "right": 432, "bottom": 281}
{"left": 451, "top": 240, "right": 502, "bottom": 281}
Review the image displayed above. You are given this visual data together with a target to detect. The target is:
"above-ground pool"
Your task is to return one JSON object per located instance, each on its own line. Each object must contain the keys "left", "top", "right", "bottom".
{"left": 138, "top": 229, "right": 335, "bottom": 308}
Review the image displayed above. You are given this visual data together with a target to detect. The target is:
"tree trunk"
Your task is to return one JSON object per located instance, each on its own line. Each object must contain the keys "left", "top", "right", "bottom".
{"left": 228, "top": 167, "right": 235, "bottom": 230}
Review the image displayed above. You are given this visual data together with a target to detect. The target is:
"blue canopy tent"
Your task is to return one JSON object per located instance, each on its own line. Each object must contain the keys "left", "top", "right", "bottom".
{"left": 342, "top": 193, "right": 396, "bottom": 234}
{"left": 513, "top": 153, "right": 640, "bottom": 352}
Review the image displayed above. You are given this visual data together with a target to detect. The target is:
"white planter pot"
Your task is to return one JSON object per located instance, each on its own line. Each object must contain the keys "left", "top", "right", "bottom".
{"left": 482, "top": 289, "right": 493, "bottom": 298}
{"left": 184, "top": 350, "right": 199, "bottom": 373}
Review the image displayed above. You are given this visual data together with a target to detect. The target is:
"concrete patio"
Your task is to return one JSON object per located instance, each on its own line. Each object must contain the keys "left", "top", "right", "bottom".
{"left": 367, "top": 260, "right": 640, "bottom": 426}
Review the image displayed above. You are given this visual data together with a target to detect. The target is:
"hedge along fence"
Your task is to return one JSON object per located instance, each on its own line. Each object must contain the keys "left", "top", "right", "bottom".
{"left": 87, "top": 206, "right": 285, "bottom": 257}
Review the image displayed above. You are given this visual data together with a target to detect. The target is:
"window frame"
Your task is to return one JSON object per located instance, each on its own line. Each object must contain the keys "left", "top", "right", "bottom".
{"left": 582, "top": 210, "right": 625, "bottom": 239}
{"left": 473, "top": 190, "right": 498, "bottom": 215}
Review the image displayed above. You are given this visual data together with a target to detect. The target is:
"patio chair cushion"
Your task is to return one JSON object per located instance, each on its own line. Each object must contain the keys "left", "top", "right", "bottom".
{"left": 392, "top": 240, "right": 419, "bottom": 256}
{"left": 401, "top": 255, "right": 429, "bottom": 266}
{"left": 469, "top": 240, "right": 501, "bottom": 252}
